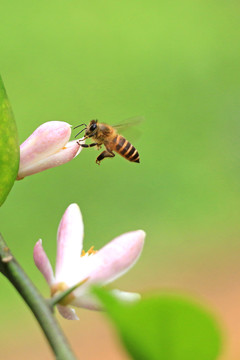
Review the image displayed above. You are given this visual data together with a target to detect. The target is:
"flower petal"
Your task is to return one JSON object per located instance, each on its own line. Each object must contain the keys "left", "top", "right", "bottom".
{"left": 110, "top": 289, "right": 141, "bottom": 303}
{"left": 17, "top": 121, "right": 82, "bottom": 179}
{"left": 72, "top": 292, "right": 102, "bottom": 310}
{"left": 19, "top": 121, "right": 71, "bottom": 167}
{"left": 72, "top": 289, "right": 140, "bottom": 310}
{"left": 18, "top": 140, "right": 81, "bottom": 178}
{"left": 55, "top": 204, "right": 84, "bottom": 283}
{"left": 74, "top": 230, "right": 145, "bottom": 295}
{"left": 57, "top": 304, "right": 79, "bottom": 320}
{"left": 33, "top": 239, "right": 55, "bottom": 285}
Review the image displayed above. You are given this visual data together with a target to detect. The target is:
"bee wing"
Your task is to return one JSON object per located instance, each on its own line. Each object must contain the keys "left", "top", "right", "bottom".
{"left": 112, "top": 116, "right": 144, "bottom": 141}
{"left": 113, "top": 116, "right": 144, "bottom": 131}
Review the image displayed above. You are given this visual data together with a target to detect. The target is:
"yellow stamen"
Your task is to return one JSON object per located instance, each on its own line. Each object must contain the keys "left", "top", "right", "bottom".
{"left": 81, "top": 245, "right": 98, "bottom": 257}
{"left": 81, "top": 249, "right": 86, "bottom": 257}
{"left": 87, "top": 246, "right": 96, "bottom": 255}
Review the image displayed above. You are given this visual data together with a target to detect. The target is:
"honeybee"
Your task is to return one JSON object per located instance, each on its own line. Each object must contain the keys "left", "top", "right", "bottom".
{"left": 74, "top": 119, "right": 140, "bottom": 165}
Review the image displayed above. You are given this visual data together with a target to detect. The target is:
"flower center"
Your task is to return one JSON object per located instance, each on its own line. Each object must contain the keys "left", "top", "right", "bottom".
{"left": 81, "top": 245, "right": 98, "bottom": 257}
{"left": 51, "top": 282, "right": 75, "bottom": 306}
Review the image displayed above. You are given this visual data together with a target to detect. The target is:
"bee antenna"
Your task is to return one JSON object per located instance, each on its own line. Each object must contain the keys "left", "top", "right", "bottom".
{"left": 73, "top": 123, "right": 87, "bottom": 130}
{"left": 74, "top": 128, "right": 87, "bottom": 138}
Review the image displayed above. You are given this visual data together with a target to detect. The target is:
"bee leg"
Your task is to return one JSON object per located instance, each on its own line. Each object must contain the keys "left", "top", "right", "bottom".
{"left": 78, "top": 143, "right": 98, "bottom": 148}
{"left": 96, "top": 150, "right": 115, "bottom": 165}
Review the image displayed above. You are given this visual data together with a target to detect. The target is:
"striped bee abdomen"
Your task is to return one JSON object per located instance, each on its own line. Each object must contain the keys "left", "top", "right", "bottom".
{"left": 112, "top": 135, "right": 140, "bottom": 163}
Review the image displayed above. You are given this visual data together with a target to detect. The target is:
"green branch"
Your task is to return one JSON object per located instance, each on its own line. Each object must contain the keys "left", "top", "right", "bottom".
{"left": 0, "top": 233, "right": 77, "bottom": 360}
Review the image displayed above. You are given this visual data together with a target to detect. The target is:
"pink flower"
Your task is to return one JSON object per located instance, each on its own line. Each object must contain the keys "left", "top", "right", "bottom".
{"left": 33, "top": 204, "right": 145, "bottom": 320}
{"left": 17, "top": 121, "right": 82, "bottom": 179}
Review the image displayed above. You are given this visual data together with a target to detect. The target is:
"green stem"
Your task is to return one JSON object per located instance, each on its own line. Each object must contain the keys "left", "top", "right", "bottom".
{"left": 0, "top": 233, "right": 77, "bottom": 360}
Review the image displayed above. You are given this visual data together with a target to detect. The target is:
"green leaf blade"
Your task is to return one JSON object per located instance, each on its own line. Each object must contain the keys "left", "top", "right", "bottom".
{"left": 0, "top": 77, "right": 19, "bottom": 206}
{"left": 94, "top": 288, "right": 222, "bottom": 360}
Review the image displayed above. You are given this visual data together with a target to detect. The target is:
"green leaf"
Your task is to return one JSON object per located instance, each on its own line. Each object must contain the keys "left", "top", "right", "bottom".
{"left": 0, "top": 76, "right": 19, "bottom": 206}
{"left": 93, "top": 288, "right": 222, "bottom": 360}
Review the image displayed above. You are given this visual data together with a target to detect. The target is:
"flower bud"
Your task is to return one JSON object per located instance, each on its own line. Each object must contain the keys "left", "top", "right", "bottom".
{"left": 17, "top": 121, "right": 82, "bottom": 179}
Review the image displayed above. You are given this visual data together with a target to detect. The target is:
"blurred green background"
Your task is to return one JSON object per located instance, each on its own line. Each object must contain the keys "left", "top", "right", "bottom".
{"left": 1, "top": 0, "right": 240, "bottom": 359}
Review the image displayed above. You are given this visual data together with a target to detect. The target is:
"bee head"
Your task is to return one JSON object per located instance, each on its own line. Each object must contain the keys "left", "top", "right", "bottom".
{"left": 85, "top": 119, "right": 98, "bottom": 138}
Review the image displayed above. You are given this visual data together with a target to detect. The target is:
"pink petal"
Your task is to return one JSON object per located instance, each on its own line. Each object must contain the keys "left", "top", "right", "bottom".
{"left": 72, "top": 293, "right": 102, "bottom": 310}
{"left": 57, "top": 305, "right": 79, "bottom": 320}
{"left": 72, "top": 290, "right": 140, "bottom": 310}
{"left": 19, "top": 121, "right": 71, "bottom": 167}
{"left": 17, "top": 121, "right": 82, "bottom": 179}
{"left": 55, "top": 204, "right": 84, "bottom": 283}
{"left": 33, "top": 239, "right": 55, "bottom": 285}
{"left": 110, "top": 289, "right": 141, "bottom": 303}
{"left": 18, "top": 140, "right": 81, "bottom": 178}
{"left": 74, "top": 230, "right": 145, "bottom": 294}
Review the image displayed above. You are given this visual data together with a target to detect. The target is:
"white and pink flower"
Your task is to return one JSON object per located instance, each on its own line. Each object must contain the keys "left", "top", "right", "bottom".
{"left": 33, "top": 203, "right": 145, "bottom": 320}
{"left": 17, "top": 121, "right": 82, "bottom": 179}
